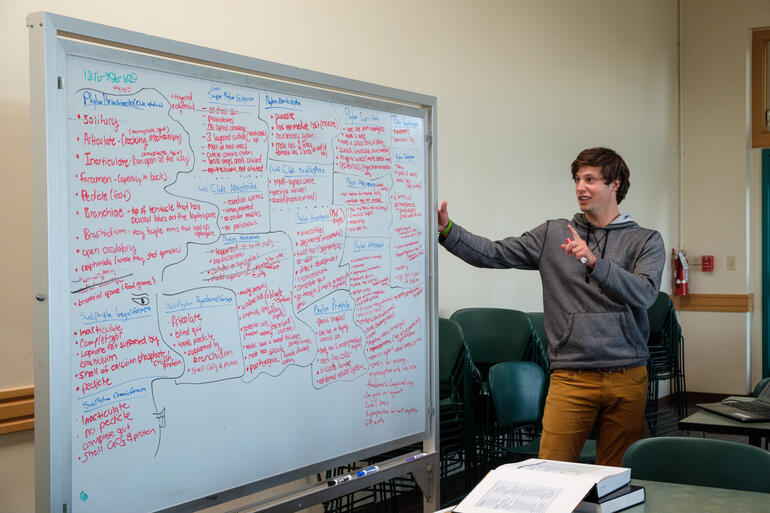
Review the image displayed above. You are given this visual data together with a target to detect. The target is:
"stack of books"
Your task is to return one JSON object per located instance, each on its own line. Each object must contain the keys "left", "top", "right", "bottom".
{"left": 576, "top": 483, "right": 645, "bottom": 513}
{"left": 454, "top": 459, "right": 645, "bottom": 513}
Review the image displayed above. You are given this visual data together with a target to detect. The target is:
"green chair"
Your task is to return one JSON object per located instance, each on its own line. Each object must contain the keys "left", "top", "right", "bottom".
{"left": 487, "top": 361, "right": 596, "bottom": 464}
{"left": 752, "top": 377, "right": 770, "bottom": 397}
{"left": 751, "top": 377, "right": 770, "bottom": 449}
{"left": 438, "top": 317, "right": 465, "bottom": 402}
{"left": 526, "top": 312, "right": 551, "bottom": 394}
{"left": 526, "top": 312, "right": 548, "bottom": 351}
{"left": 646, "top": 292, "right": 686, "bottom": 435}
{"left": 622, "top": 436, "right": 770, "bottom": 493}
{"left": 450, "top": 308, "right": 541, "bottom": 475}
{"left": 437, "top": 318, "right": 472, "bottom": 504}
{"left": 450, "top": 308, "right": 536, "bottom": 381}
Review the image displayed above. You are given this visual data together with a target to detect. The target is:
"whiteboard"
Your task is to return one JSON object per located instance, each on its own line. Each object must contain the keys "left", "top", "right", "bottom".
{"left": 30, "top": 14, "right": 436, "bottom": 513}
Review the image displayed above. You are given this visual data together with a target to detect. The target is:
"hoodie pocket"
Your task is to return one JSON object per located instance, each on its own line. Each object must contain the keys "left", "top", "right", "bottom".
{"left": 555, "top": 312, "right": 638, "bottom": 363}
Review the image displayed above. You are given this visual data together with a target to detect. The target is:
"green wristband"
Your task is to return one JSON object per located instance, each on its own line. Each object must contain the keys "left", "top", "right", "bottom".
{"left": 439, "top": 219, "right": 453, "bottom": 237}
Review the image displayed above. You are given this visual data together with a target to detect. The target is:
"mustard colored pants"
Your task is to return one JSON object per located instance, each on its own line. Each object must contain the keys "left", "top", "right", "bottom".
{"left": 538, "top": 366, "right": 648, "bottom": 467}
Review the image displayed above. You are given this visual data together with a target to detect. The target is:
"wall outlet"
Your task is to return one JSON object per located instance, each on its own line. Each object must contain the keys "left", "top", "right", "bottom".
{"left": 727, "top": 255, "right": 736, "bottom": 271}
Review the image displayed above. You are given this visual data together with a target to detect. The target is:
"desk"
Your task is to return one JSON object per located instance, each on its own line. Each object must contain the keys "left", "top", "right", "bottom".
{"left": 678, "top": 397, "right": 770, "bottom": 447}
{"left": 437, "top": 479, "right": 769, "bottom": 512}
{"left": 625, "top": 479, "right": 769, "bottom": 512}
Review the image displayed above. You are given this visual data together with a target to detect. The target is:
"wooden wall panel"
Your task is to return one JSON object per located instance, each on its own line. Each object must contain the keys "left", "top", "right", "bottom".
{"left": 671, "top": 293, "right": 754, "bottom": 312}
{"left": 0, "top": 386, "right": 34, "bottom": 435}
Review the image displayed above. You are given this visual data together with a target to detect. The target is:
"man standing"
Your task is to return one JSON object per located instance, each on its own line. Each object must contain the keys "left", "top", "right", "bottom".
{"left": 438, "top": 147, "right": 666, "bottom": 466}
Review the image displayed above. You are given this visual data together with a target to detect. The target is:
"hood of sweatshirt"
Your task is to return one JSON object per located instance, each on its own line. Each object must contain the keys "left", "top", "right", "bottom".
{"left": 571, "top": 213, "right": 637, "bottom": 258}
{"left": 571, "top": 212, "right": 636, "bottom": 231}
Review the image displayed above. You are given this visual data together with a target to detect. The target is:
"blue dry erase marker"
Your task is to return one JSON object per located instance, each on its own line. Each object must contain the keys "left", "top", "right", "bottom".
{"left": 327, "top": 474, "right": 352, "bottom": 487}
{"left": 356, "top": 465, "right": 379, "bottom": 477}
{"left": 405, "top": 453, "right": 427, "bottom": 462}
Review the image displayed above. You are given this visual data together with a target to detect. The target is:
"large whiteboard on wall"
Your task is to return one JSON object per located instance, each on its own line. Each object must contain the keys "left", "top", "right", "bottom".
{"left": 42, "top": 28, "right": 433, "bottom": 513}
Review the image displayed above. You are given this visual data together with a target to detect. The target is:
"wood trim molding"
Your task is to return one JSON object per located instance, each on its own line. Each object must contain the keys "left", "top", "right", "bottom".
{"left": 0, "top": 386, "right": 34, "bottom": 435}
{"left": 752, "top": 28, "right": 770, "bottom": 148}
{"left": 671, "top": 293, "right": 754, "bottom": 312}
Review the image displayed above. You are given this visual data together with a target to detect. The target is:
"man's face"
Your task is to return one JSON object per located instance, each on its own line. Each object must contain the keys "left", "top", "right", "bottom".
{"left": 574, "top": 165, "right": 619, "bottom": 218}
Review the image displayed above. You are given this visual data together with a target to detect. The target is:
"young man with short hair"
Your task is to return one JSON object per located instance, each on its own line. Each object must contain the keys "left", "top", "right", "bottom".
{"left": 438, "top": 147, "right": 665, "bottom": 466}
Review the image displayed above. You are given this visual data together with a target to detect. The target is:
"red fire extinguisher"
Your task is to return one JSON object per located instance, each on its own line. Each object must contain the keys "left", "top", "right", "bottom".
{"left": 673, "top": 249, "right": 689, "bottom": 296}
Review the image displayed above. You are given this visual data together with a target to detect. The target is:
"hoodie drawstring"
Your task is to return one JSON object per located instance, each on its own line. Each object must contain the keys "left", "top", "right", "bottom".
{"left": 584, "top": 225, "right": 609, "bottom": 284}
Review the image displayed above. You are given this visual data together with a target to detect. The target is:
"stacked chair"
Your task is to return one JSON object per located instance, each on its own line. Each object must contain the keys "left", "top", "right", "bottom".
{"left": 437, "top": 301, "right": 689, "bottom": 505}
{"left": 437, "top": 318, "right": 471, "bottom": 506}
{"left": 751, "top": 377, "right": 770, "bottom": 449}
{"left": 448, "top": 308, "right": 554, "bottom": 481}
{"left": 645, "top": 292, "right": 687, "bottom": 435}
{"left": 487, "top": 361, "right": 596, "bottom": 466}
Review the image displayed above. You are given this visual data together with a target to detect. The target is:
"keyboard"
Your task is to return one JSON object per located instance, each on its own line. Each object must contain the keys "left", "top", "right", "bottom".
{"left": 724, "top": 401, "right": 770, "bottom": 417}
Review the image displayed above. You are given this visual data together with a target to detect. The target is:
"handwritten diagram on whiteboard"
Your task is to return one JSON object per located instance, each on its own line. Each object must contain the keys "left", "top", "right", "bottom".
{"left": 65, "top": 54, "right": 428, "bottom": 513}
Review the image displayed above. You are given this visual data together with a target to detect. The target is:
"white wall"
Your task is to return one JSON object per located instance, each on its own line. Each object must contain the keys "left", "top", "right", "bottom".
{"left": 680, "top": 0, "right": 770, "bottom": 394}
{"left": 436, "top": 1, "right": 679, "bottom": 315}
{"left": 0, "top": 1, "right": 678, "bottom": 511}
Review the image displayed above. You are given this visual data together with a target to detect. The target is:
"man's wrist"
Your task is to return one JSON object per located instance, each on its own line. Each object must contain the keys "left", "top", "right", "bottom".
{"left": 439, "top": 219, "right": 453, "bottom": 237}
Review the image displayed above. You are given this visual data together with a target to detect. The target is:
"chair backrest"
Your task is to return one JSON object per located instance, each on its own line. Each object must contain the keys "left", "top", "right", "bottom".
{"left": 622, "top": 436, "right": 770, "bottom": 493}
{"left": 439, "top": 318, "right": 464, "bottom": 381}
{"left": 647, "top": 291, "right": 674, "bottom": 334}
{"left": 488, "top": 361, "right": 545, "bottom": 429}
{"left": 526, "top": 312, "right": 548, "bottom": 346}
{"left": 450, "top": 308, "right": 533, "bottom": 373}
{"left": 753, "top": 377, "right": 770, "bottom": 397}
{"left": 438, "top": 318, "right": 465, "bottom": 400}
{"left": 524, "top": 312, "right": 551, "bottom": 398}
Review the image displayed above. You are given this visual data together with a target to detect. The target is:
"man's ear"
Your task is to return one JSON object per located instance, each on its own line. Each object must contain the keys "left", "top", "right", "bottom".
{"left": 610, "top": 178, "right": 620, "bottom": 192}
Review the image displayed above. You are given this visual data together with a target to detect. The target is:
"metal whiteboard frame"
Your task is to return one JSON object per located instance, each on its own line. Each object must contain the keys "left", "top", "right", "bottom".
{"left": 28, "top": 11, "right": 439, "bottom": 513}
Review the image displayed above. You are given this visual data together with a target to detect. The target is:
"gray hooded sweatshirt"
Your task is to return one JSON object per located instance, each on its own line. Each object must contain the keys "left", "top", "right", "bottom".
{"left": 440, "top": 213, "right": 666, "bottom": 370}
